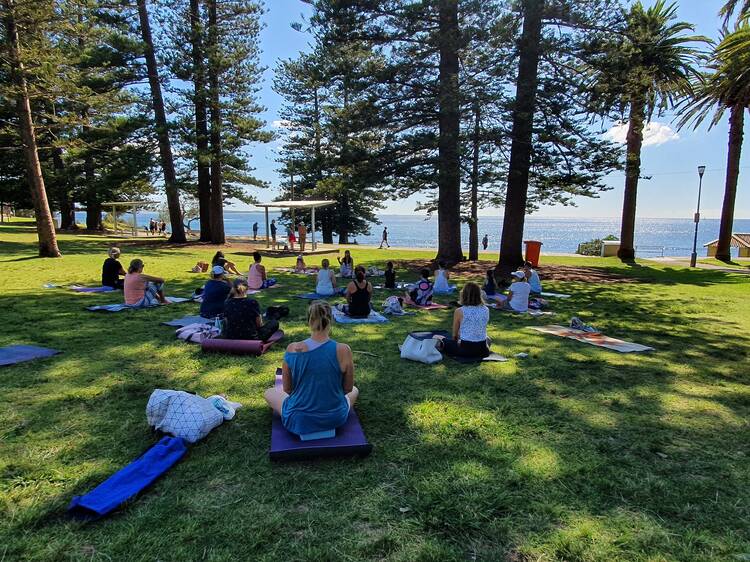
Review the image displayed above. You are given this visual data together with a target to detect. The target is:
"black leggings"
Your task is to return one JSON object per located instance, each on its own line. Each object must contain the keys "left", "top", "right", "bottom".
{"left": 442, "top": 338, "right": 489, "bottom": 359}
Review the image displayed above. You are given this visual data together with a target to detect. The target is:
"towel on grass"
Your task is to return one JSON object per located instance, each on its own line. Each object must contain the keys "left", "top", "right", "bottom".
{"left": 161, "top": 315, "right": 212, "bottom": 327}
{"left": 530, "top": 325, "right": 654, "bottom": 353}
{"left": 333, "top": 309, "right": 389, "bottom": 324}
{"left": 68, "top": 436, "right": 187, "bottom": 520}
{"left": 0, "top": 345, "right": 61, "bottom": 367}
{"left": 87, "top": 297, "right": 192, "bottom": 312}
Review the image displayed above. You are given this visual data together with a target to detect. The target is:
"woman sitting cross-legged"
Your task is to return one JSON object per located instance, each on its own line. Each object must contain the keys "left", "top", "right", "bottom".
{"left": 490, "top": 270, "right": 531, "bottom": 312}
{"left": 405, "top": 268, "right": 433, "bottom": 306}
{"left": 123, "top": 259, "right": 168, "bottom": 306}
{"left": 223, "top": 278, "right": 279, "bottom": 341}
{"left": 264, "top": 300, "right": 359, "bottom": 437}
{"left": 338, "top": 266, "right": 372, "bottom": 318}
{"left": 337, "top": 250, "right": 354, "bottom": 278}
{"left": 102, "top": 246, "right": 126, "bottom": 290}
{"left": 315, "top": 258, "right": 338, "bottom": 296}
{"left": 247, "top": 251, "right": 276, "bottom": 289}
{"left": 212, "top": 251, "right": 242, "bottom": 275}
{"left": 434, "top": 282, "right": 490, "bottom": 359}
{"left": 200, "top": 266, "right": 232, "bottom": 318}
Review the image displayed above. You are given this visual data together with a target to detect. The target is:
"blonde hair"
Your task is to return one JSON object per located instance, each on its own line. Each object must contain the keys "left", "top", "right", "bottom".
{"left": 230, "top": 278, "right": 248, "bottom": 298}
{"left": 307, "top": 300, "right": 332, "bottom": 333}
{"left": 109, "top": 247, "right": 121, "bottom": 258}
{"left": 459, "top": 282, "right": 484, "bottom": 306}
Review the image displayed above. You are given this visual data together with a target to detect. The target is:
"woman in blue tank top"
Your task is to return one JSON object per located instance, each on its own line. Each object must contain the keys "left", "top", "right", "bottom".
{"left": 264, "top": 300, "right": 359, "bottom": 436}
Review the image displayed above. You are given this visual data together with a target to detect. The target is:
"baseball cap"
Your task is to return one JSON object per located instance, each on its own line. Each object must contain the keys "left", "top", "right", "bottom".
{"left": 212, "top": 265, "right": 226, "bottom": 275}
{"left": 511, "top": 271, "right": 525, "bottom": 279}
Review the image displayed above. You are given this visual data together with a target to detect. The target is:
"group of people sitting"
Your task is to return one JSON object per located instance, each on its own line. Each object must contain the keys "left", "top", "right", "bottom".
{"left": 102, "top": 247, "right": 168, "bottom": 306}
{"left": 482, "top": 261, "right": 542, "bottom": 313}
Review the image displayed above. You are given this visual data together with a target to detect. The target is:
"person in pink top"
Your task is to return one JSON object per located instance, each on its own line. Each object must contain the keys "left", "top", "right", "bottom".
{"left": 247, "top": 251, "right": 277, "bottom": 290}
{"left": 123, "top": 259, "right": 167, "bottom": 306}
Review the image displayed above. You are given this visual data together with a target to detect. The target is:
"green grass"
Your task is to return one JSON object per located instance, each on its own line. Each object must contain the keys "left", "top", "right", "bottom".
{"left": 1, "top": 219, "right": 749, "bottom": 561}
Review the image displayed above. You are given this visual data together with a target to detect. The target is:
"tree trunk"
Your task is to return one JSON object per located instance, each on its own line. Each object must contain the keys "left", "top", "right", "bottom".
{"left": 206, "top": 0, "right": 225, "bottom": 244}
{"left": 83, "top": 122, "right": 102, "bottom": 230}
{"left": 136, "top": 0, "right": 186, "bottom": 243}
{"left": 436, "top": 0, "right": 463, "bottom": 265}
{"left": 338, "top": 196, "right": 349, "bottom": 244}
{"left": 53, "top": 148, "right": 76, "bottom": 230}
{"left": 497, "top": 0, "right": 543, "bottom": 275}
{"left": 617, "top": 97, "right": 645, "bottom": 261}
{"left": 3, "top": 0, "right": 61, "bottom": 257}
{"left": 469, "top": 101, "right": 480, "bottom": 261}
{"left": 716, "top": 105, "right": 744, "bottom": 262}
{"left": 85, "top": 196, "right": 102, "bottom": 230}
{"left": 190, "top": 0, "right": 212, "bottom": 242}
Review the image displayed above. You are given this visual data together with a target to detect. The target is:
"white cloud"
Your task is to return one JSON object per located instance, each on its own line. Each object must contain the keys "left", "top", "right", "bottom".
{"left": 603, "top": 121, "right": 679, "bottom": 147}
{"left": 271, "top": 119, "right": 292, "bottom": 129}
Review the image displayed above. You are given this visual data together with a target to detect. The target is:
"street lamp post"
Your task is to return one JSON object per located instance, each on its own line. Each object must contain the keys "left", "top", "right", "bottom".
{"left": 690, "top": 165, "right": 706, "bottom": 268}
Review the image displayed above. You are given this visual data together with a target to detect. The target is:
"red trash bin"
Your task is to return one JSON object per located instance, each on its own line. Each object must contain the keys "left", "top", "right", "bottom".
{"left": 523, "top": 240, "right": 543, "bottom": 267}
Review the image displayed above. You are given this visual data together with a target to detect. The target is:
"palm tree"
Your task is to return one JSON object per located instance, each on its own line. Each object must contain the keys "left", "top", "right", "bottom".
{"left": 678, "top": 25, "right": 750, "bottom": 262}
{"left": 720, "top": 0, "right": 750, "bottom": 23}
{"left": 587, "top": 1, "right": 705, "bottom": 261}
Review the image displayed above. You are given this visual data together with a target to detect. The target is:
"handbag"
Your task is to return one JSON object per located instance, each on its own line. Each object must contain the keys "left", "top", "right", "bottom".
{"left": 400, "top": 333, "right": 443, "bottom": 364}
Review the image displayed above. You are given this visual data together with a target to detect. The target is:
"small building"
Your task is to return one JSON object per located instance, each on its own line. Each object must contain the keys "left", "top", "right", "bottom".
{"left": 704, "top": 233, "right": 750, "bottom": 257}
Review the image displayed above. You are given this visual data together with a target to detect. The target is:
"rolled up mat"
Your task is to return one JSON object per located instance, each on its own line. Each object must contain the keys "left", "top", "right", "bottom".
{"left": 201, "top": 330, "right": 284, "bottom": 356}
{"left": 270, "top": 369, "right": 372, "bottom": 461}
{"left": 67, "top": 436, "right": 187, "bottom": 520}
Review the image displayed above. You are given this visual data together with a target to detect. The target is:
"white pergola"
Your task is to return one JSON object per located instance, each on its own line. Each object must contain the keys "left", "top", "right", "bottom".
{"left": 256, "top": 200, "right": 336, "bottom": 250}
{"left": 102, "top": 201, "right": 151, "bottom": 236}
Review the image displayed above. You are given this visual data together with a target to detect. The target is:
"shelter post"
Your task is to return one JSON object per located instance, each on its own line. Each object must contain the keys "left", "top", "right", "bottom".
{"left": 311, "top": 205, "right": 316, "bottom": 250}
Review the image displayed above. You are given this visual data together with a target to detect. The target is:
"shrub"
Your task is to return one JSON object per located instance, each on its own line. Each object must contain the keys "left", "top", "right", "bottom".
{"left": 577, "top": 235, "right": 618, "bottom": 256}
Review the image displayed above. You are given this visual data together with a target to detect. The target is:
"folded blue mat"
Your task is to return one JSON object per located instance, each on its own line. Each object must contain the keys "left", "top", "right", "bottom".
{"left": 68, "top": 436, "right": 187, "bottom": 520}
{"left": 0, "top": 345, "right": 61, "bottom": 367}
{"left": 296, "top": 289, "right": 345, "bottom": 300}
{"left": 333, "top": 309, "right": 389, "bottom": 324}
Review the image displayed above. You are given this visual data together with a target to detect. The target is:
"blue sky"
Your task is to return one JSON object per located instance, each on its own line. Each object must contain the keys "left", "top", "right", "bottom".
{"left": 237, "top": 0, "right": 748, "bottom": 219}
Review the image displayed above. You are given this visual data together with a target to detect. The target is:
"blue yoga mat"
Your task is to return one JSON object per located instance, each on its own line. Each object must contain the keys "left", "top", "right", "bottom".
{"left": 68, "top": 436, "right": 187, "bottom": 520}
{"left": 161, "top": 315, "right": 211, "bottom": 327}
{"left": 296, "top": 289, "right": 345, "bottom": 300}
{"left": 0, "top": 345, "right": 60, "bottom": 367}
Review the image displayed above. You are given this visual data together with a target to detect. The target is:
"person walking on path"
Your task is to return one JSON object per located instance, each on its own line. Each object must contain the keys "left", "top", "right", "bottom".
{"left": 379, "top": 226, "right": 390, "bottom": 249}
{"left": 253, "top": 222, "right": 259, "bottom": 241}
{"left": 298, "top": 222, "right": 307, "bottom": 252}
{"left": 482, "top": 234, "right": 488, "bottom": 251}
{"left": 270, "top": 219, "right": 277, "bottom": 248}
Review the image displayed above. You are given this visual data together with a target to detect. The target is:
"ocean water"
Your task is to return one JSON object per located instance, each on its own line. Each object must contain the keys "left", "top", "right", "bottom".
{"left": 74, "top": 211, "right": 749, "bottom": 257}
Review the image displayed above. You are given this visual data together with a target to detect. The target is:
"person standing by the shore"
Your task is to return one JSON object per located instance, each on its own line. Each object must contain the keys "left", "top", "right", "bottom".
{"left": 298, "top": 222, "right": 307, "bottom": 252}
{"left": 482, "top": 234, "right": 488, "bottom": 251}
{"left": 270, "top": 219, "right": 277, "bottom": 248}
{"left": 253, "top": 222, "right": 258, "bottom": 241}
{"left": 379, "top": 226, "right": 390, "bottom": 249}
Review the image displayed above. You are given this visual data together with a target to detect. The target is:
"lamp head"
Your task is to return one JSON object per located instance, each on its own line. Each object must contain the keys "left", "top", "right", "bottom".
{"left": 698, "top": 165, "right": 706, "bottom": 177}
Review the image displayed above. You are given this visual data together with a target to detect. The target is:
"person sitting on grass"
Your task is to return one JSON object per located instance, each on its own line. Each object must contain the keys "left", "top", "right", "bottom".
{"left": 492, "top": 270, "right": 531, "bottom": 312}
{"left": 295, "top": 255, "right": 307, "bottom": 273}
{"left": 200, "top": 266, "right": 232, "bottom": 318}
{"left": 434, "top": 282, "right": 490, "bottom": 359}
{"left": 384, "top": 261, "right": 396, "bottom": 289}
{"left": 123, "top": 259, "right": 168, "bottom": 306}
{"left": 315, "top": 258, "right": 338, "bottom": 296}
{"left": 406, "top": 268, "right": 433, "bottom": 306}
{"left": 482, "top": 268, "right": 497, "bottom": 298}
{"left": 211, "top": 251, "right": 241, "bottom": 275}
{"left": 223, "top": 278, "right": 279, "bottom": 341}
{"left": 523, "top": 261, "right": 542, "bottom": 295}
{"left": 102, "top": 247, "right": 126, "bottom": 290}
{"left": 264, "top": 300, "right": 358, "bottom": 437}
{"left": 337, "top": 250, "right": 354, "bottom": 278}
{"left": 433, "top": 260, "right": 451, "bottom": 293}
{"left": 338, "top": 266, "right": 372, "bottom": 318}
{"left": 247, "top": 251, "right": 276, "bottom": 289}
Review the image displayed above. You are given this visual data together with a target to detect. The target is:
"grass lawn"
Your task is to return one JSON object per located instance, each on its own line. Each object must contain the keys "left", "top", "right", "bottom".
{"left": 1, "top": 219, "right": 749, "bottom": 561}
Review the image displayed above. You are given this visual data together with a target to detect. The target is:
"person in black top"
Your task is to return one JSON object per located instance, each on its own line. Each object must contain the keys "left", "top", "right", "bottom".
{"left": 384, "top": 261, "right": 396, "bottom": 289}
{"left": 211, "top": 251, "right": 241, "bottom": 275}
{"left": 482, "top": 234, "right": 488, "bottom": 250}
{"left": 340, "top": 266, "right": 372, "bottom": 318}
{"left": 101, "top": 247, "right": 126, "bottom": 289}
{"left": 270, "top": 219, "right": 277, "bottom": 247}
{"left": 252, "top": 222, "right": 259, "bottom": 240}
{"left": 223, "top": 279, "right": 279, "bottom": 340}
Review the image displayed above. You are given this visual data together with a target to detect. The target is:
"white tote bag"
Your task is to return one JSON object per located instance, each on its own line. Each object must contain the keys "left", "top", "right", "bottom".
{"left": 400, "top": 333, "right": 443, "bottom": 364}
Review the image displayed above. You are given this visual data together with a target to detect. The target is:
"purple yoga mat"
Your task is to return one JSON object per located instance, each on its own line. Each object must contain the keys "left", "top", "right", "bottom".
{"left": 270, "top": 370, "right": 372, "bottom": 461}
{"left": 70, "top": 286, "right": 116, "bottom": 293}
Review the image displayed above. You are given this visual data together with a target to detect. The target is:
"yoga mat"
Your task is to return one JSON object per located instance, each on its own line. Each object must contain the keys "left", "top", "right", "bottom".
{"left": 68, "top": 436, "right": 187, "bottom": 520}
{"left": 270, "top": 370, "right": 372, "bottom": 461}
{"left": 70, "top": 285, "right": 116, "bottom": 293}
{"left": 540, "top": 292, "right": 571, "bottom": 298}
{"left": 488, "top": 303, "right": 553, "bottom": 316}
{"left": 161, "top": 315, "right": 212, "bottom": 327}
{"left": 433, "top": 285, "right": 457, "bottom": 295}
{"left": 530, "top": 325, "right": 654, "bottom": 353}
{"left": 87, "top": 297, "right": 192, "bottom": 312}
{"left": 0, "top": 345, "right": 60, "bottom": 367}
{"left": 201, "top": 330, "right": 284, "bottom": 356}
{"left": 451, "top": 352, "right": 508, "bottom": 364}
{"left": 406, "top": 301, "right": 449, "bottom": 310}
{"left": 333, "top": 309, "right": 389, "bottom": 324}
{"left": 296, "top": 289, "right": 345, "bottom": 300}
